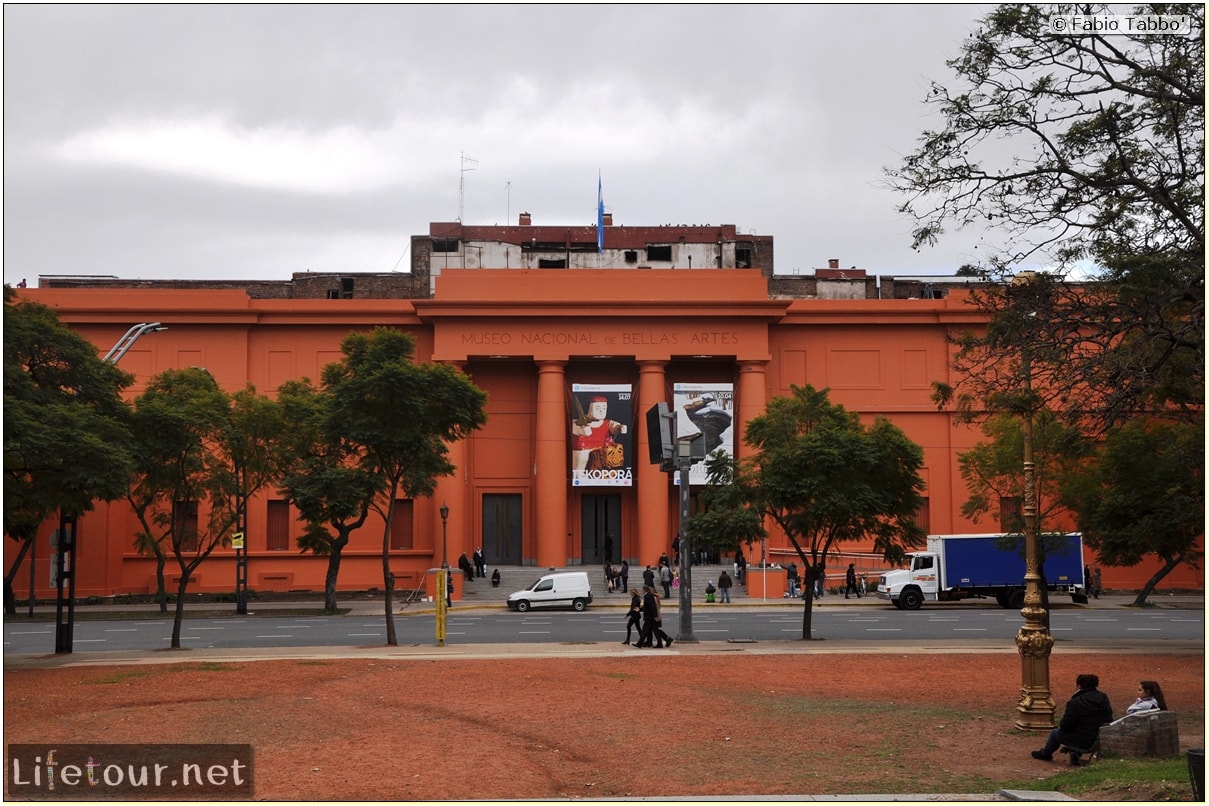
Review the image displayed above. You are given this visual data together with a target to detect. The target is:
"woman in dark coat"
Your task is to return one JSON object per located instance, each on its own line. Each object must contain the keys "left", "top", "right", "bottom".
{"left": 622, "top": 588, "right": 643, "bottom": 645}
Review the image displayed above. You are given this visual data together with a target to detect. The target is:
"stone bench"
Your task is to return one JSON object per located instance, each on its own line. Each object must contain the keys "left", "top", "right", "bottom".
{"left": 1099, "top": 710, "right": 1180, "bottom": 759}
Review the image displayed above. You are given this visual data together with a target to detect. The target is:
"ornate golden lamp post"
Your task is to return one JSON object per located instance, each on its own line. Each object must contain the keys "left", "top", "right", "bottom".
{"left": 1012, "top": 276, "right": 1055, "bottom": 729}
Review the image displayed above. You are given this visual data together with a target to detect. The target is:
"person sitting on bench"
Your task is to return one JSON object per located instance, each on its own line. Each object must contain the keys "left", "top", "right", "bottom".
{"left": 1031, "top": 673, "right": 1113, "bottom": 765}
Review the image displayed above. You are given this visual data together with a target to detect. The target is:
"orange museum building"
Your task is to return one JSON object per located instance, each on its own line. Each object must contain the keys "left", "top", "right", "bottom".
{"left": 12, "top": 221, "right": 1202, "bottom": 598}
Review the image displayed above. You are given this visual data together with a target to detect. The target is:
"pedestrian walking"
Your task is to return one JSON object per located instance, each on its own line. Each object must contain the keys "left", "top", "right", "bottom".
{"left": 622, "top": 588, "right": 643, "bottom": 645}
{"left": 1092, "top": 567, "right": 1102, "bottom": 599}
{"left": 643, "top": 565, "right": 655, "bottom": 591}
{"left": 659, "top": 563, "right": 672, "bottom": 599}
{"left": 718, "top": 570, "right": 733, "bottom": 603}
{"left": 845, "top": 563, "right": 861, "bottom": 599}
{"left": 619, "top": 559, "right": 630, "bottom": 592}
{"left": 639, "top": 586, "right": 672, "bottom": 649}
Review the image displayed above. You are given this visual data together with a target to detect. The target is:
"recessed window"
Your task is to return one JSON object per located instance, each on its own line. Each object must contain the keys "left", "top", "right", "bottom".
{"left": 624, "top": 250, "right": 638, "bottom": 263}
{"left": 736, "top": 245, "right": 752, "bottom": 268}
{"left": 646, "top": 245, "right": 672, "bottom": 262}
{"left": 432, "top": 238, "right": 460, "bottom": 252}
{"left": 538, "top": 258, "right": 567, "bottom": 268}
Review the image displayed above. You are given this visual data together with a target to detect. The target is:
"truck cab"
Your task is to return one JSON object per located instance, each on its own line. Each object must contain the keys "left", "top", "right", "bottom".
{"left": 878, "top": 552, "right": 944, "bottom": 610}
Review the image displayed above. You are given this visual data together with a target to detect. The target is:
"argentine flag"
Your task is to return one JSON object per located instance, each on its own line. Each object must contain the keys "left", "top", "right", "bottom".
{"left": 597, "top": 174, "right": 604, "bottom": 254}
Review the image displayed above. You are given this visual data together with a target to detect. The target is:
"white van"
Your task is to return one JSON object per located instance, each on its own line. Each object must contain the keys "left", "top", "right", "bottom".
{"left": 507, "top": 571, "right": 593, "bottom": 612}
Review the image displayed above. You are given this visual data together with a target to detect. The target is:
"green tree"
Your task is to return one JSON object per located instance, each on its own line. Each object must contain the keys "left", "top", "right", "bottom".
{"left": 1062, "top": 418, "right": 1204, "bottom": 605}
{"left": 321, "top": 328, "right": 487, "bottom": 646}
{"left": 887, "top": 3, "right": 1203, "bottom": 272}
{"left": 891, "top": 4, "right": 1204, "bottom": 434}
{"left": 275, "top": 378, "right": 380, "bottom": 614}
{"left": 3, "top": 288, "right": 134, "bottom": 615}
{"left": 127, "top": 368, "right": 239, "bottom": 646}
{"left": 693, "top": 385, "right": 926, "bottom": 640}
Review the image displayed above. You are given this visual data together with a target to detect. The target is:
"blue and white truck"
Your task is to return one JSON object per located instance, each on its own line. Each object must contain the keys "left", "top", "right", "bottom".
{"left": 877, "top": 532, "right": 1086, "bottom": 610}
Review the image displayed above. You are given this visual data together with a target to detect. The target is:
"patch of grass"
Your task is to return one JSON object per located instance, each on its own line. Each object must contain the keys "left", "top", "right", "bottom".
{"left": 996, "top": 757, "right": 1195, "bottom": 801}
{"left": 88, "top": 670, "right": 152, "bottom": 685}
{"left": 197, "top": 662, "right": 236, "bottom": 672}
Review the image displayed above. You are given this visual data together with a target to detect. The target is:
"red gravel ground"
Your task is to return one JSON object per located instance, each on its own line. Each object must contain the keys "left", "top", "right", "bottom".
{"left": 3, "top": 649, "right": 1202, "bottom": 801}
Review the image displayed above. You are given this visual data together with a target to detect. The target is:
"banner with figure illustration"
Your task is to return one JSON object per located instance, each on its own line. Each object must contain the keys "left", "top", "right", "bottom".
{"left": 673, "top": 382, "right": 735, "bottom": 486}
{"left": 570, "top": 383, "right": 633, "bottom": 486}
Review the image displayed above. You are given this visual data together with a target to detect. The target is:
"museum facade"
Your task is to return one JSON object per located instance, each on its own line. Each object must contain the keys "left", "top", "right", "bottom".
{"left": 13, "top": 217, "right": 1201, "bottom": 597}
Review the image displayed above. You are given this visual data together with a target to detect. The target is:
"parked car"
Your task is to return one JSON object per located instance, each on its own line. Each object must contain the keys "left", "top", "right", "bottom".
{"left": 507, "top": 571, "right": 593, "bottom": 612}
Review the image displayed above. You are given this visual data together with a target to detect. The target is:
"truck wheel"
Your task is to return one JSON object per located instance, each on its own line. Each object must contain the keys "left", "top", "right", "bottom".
{"left": 1008, "top": 589, "right": 1026, "bottom": 610}
{"left": 900, "top": 589, "right": 924, "bottom": 610}
{"left": 572, "top": 598, "right": 587, "bottom": 612}
{"left": 891, "top": 599, "right": 904, "bottom": 609}
{"left": 515, "top": 600, "right": 530, "bottom": 612}
{"left": 995, "top": 592, "right": 1010, "bottom": 608}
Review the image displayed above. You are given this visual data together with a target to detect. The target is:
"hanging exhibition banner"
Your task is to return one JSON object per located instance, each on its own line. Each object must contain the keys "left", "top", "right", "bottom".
{"left": 570, "top": 383, "right": 634, "bottom": 487}
{"left": 673, "top": 382, "right": 735, "bottom": 486}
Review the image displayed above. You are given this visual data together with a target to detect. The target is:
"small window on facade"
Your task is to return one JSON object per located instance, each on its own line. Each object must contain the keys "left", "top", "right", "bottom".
{"left": 432, "top": 238, "right": 460, "bottom": 252}
{"left": 173, "top": 500, "right": 200, "bottom": 552}
{"left": 999, "top": 496, "right": 1024, "bottom": 532}
{"left": 624, "top": 250, "right": 638, "bottom": 263}
{"left": 391, "top": 499, "right": 414, "bottom": 550}
{"left": 267, "top": 499, "right": 290, "bottom": 551}
{"left": 645, "top": 245, "right": 672, "bottom": 262}
{"left": 538, "top": 258, "right": 567, "bottom": 268}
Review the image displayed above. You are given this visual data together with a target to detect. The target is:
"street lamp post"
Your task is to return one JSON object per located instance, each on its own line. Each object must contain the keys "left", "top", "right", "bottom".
{"left": 436, "top": 503, "right": 451, "bottom": 646}
{"left": 440, "top": 503, "right": 450, "bottom": 570}
{"left": 1012, "top": 277, "right": 1055, "bottom": 729}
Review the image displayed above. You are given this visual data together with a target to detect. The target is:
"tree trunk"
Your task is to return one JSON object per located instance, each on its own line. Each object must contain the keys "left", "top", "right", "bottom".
{"left": 383, "top": 534, "right": 397, "bottom": 646}
{"left": 1132, "top": 555, "right": 1181, "bottom": 606}
{"left": 156, "top": 554, "right": 168, "bottom": 615}
{"left": 801, "top": 565, "right": 822, "bottom": 640}
{"left": 4, "top": 538, "right": 32, "bottom": 617}
{"left": 324, "top": 540, "right": 347, "bottom": 615}
{"left": 171, "top": 572, "right": 190, "bottom": 649}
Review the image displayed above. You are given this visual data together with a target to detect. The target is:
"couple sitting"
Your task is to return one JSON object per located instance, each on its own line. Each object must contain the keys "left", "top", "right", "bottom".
{"left": 1032, "top": 676, "right": 1166, "bottom": 766}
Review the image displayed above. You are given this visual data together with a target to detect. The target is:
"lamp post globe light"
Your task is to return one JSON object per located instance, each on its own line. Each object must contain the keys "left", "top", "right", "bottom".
{"left": 439, "top": 503, "right": 450, "bottom": 570}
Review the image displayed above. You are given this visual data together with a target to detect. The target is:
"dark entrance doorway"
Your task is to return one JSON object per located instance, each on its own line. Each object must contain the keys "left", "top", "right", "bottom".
{"left": 581, "top": 494, "right": 621, "bottom": 564}
{"left": 482, "top": 493, "right": 523, "bottom": 565}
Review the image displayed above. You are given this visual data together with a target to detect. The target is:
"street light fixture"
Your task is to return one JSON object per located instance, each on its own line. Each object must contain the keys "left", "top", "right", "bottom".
{"left": 440, "top": 503, "right": 450, "bottom": 570}
{"left": 1011, "top": 274, "right": 1055, "bottom": 730}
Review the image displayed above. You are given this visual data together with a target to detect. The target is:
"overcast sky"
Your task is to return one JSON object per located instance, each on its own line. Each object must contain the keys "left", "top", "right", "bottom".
{"left": 4, "top": 4, "right": 1012, "bottom": 287}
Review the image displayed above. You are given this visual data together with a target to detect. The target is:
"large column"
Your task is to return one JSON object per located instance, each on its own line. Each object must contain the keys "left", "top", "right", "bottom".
{"left": 435, "top": 361, "right": 469, "bottom": 569}
{"left": 736, "top": 359, "right": 769, "bottom": 460}
{"left": 636, "top": 360, "right": 670, "bottom": 566}
{"left": 535, "top": 361, "right": 569, "bottom": 568}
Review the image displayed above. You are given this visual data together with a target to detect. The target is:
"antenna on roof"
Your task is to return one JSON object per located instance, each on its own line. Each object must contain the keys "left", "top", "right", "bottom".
{"left": 458, "top": 151, "right": 478, "bottom": 222}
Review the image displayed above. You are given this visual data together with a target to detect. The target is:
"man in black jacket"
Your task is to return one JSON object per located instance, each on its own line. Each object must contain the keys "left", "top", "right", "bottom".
{"left": 1032, "top": 673, "right": 1113, "bottom": 765}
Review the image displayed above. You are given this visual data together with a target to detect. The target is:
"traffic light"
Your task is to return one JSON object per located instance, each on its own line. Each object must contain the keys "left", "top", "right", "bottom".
{"left": 646, "top": 402, "right": 674, "bottom": 471}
